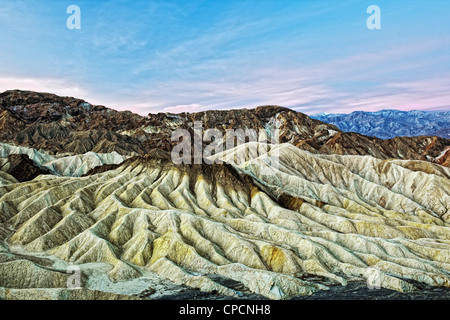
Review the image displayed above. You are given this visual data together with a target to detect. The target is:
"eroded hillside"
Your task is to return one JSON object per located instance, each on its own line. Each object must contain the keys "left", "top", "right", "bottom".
{"left": 0, "top": 144, "right": 449, "bottom": 299}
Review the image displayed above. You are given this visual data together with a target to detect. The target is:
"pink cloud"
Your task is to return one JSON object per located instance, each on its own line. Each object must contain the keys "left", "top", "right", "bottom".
{"left": 162, "top": 104, "right": 204, "bottom": 113}
{"left": 0, "top": 76, "right": 88, "bottom": 98}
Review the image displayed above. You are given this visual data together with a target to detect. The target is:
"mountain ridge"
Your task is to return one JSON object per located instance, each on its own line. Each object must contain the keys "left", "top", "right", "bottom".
{"left": 1, "top": 90, "right": 449, "bottom": 167}
{"left": 311, "top": 109, "right": 450, "bottom": 140}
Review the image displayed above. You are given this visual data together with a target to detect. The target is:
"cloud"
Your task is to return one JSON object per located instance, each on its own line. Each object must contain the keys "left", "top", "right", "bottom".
{"left": 125, "top": 33, "right": 450, "bottom": 115}
{"left": 0, "top": 76, "right": 88, "bottom": 98}
{"left": 319, "top": 75, "right": 450, "bottom": 114}
{"left": 132, "top": 70, "right": 339, "bottom": 113}
{"left": 162, "top": 104, "right": 204, "bottom": 113}
{"left": 1, "top": 1, "right": 449, "bottom": 116}
{"left": 2, "top": 56, "right": 449, "bottom": 117}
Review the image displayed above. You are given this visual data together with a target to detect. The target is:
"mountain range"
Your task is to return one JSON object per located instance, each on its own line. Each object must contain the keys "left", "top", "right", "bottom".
{"left": 1, "top": 90, "right": 449, "bottom": 167}
{"left": 0, "top": 90, "right": 449, "bottom": 300}
{"left": 311, "top": 109, "right": 450, "bottom": 140}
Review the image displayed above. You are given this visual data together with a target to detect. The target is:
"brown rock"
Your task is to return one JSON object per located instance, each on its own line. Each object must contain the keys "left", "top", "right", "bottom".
{"left": 3, "top": 154, "right": 51, "bottom": 182}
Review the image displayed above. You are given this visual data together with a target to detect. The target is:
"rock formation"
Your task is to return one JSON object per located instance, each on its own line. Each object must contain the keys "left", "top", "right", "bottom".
{"left": 0, "top": 154, "right": 51, "bottom": 182}
{"left": 0, "top": 143, "right": 449, "bottom": 300}
{"left": 0, "top": 142, "right": 129, "bottom": 177}
{"left": 0, "top": 90, "right": 449, "bottom": 300}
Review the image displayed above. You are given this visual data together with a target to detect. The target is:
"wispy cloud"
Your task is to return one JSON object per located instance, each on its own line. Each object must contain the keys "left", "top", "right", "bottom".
{"left": 162, "top": 104, "right": 204, "bottom": 113}
{"left": 123, "top": 37, "right": 450, "bottom": 115}
{"left": 340, "top": 77, "right": 450, "bottom": 112}
{"left": 0, "top": 76, "right": 88, "bottom": 98}
{"left": 0, "top": 1, "right": 449, "bottom": 115}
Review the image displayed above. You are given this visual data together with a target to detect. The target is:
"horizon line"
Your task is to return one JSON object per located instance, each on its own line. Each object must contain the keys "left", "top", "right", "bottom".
{"left": 1, "top": 88, "right": 449, "bottom": 117}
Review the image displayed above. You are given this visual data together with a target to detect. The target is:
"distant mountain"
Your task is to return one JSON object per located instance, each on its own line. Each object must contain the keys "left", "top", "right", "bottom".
{"left": 310, "top": 109, "right": 450, "bottom": 140}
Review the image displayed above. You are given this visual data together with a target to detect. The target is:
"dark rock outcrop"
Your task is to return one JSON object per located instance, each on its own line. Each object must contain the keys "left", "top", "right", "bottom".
{"left": 2, "top": 154, "right": 51, "bottom": 182}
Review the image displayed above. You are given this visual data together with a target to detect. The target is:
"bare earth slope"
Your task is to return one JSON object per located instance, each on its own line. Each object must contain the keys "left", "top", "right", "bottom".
{"left": 0, "top": 144, "right": 449, "bottom": 300}
{"left": 0, "top": 142, "right": 129, "bottom": 178}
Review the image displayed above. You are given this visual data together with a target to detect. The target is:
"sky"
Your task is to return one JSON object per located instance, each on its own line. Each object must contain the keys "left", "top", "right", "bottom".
{"left": 0, "top": 0, "right": 450, "bottom": 115}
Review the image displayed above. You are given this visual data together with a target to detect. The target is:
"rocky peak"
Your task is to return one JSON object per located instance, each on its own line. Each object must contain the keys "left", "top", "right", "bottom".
{"left": 0, "top": 90, "right": 93, "bottom": 123}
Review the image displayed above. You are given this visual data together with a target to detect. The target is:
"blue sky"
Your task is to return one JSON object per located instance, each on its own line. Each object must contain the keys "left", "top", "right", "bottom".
{"left": 1, "top": 0, "right": 450, "bottom": 115}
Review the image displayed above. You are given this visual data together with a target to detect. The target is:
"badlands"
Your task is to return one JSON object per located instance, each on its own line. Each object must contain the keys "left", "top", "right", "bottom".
{"left": 0, "top": 90, "right": 449, "bottom": 300}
